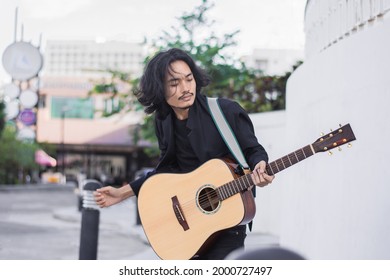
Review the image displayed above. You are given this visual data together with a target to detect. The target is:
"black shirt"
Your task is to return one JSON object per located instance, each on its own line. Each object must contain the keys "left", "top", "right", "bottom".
{"left": 173, "top": 117, "right": 201, "bottom": 173}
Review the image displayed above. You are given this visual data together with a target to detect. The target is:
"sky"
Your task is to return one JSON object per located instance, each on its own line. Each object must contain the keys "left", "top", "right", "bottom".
{"left": 0, "top": 0, "right": 307, "bottom": 83}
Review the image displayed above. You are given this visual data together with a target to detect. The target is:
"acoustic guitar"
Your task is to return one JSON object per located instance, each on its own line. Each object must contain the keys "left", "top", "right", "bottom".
{"left": 137, "top": 123, "right": 356, "bottom": 259}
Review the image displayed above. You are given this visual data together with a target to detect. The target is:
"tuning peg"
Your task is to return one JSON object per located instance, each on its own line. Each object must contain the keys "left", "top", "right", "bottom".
{"left": 338, "top": 147, "right": 342, "bottom": 151}
{"left": 320, "top": 132, "right": 325, "bottom": 136}
{"left": 347, "top": 143, "right": 352, "bottom": 148}
{"left": 339, "top": 124, "right": 342, "bottom": 127}
{"left": 328, "top": 151, "right": 333, "bottom": 156}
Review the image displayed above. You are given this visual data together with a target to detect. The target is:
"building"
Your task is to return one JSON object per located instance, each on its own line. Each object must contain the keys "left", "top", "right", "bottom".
{"left": 241, "top": 48, "right": 303, "bottom": 75}
{"left": 43, "top": 40, "right": 144, "bottom": 78}
{"left": 250, "top": 0, "right": 390, "bottom": 259}
{"left": 37, "top": 40, "right": 151, "bottom": 185}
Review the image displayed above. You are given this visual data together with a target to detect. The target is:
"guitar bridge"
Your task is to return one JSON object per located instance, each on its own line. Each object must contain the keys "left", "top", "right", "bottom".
{"left": 171, "top": 196, "right": 189, "bottom": 231}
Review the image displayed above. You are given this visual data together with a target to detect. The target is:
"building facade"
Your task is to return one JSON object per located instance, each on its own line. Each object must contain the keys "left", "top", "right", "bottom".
{"left": 43, "top": 40, "right": 144, "bottom": 78}
{"left": 37, "top": 40, "right": 150, "bottom": 185}
{"left": 241, "top": 48, "right": 303, "bottom": 75}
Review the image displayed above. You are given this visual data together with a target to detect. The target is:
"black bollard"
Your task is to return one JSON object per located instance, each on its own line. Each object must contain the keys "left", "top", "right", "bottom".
{"left": 79, "top": 179, "right": 102, "bottom": 260}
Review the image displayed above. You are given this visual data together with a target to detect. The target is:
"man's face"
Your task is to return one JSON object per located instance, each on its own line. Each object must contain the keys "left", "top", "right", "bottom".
{"left": 164, "top": 60, "right": 196, "bottom": 118}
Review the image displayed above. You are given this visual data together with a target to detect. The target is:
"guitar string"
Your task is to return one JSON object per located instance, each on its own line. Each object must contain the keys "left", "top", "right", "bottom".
{"left": 167, "top": 147, "right": 310, "bottom": 214}
{"left": 170, "top": 171, "right": 243, "bottom": 210}
{"left": 177, "top": 175, "right": 253, "bottom": 212}
{"left": 177, "top": 188, "right": 227, "bottom": 212}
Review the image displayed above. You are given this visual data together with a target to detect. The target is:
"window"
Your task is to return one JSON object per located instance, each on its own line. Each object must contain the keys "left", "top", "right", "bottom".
{"left": 51, "top": 97, "right": 94, "bottom": 119}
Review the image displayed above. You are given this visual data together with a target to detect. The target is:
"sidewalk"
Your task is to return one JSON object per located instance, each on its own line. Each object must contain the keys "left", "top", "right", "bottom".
{"left": 54, "top": 196, "right": 279, "bottom": 260}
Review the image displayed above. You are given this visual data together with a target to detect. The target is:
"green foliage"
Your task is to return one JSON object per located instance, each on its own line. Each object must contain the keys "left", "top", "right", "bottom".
{"left": 148, "top": 0, "right": 298, "bottom": 113}
{"left": 88, "top": 69, "right": 140, "bottom": 117}
{"left": 0, "top": 125, "right": 41, "bottom": 184}
{"left": 136, "top": 114, "right": 159, "bottom": 157}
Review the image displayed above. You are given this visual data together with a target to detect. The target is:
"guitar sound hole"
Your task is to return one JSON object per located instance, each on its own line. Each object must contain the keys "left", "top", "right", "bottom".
{"left": 197, "top": 186, "right": 220, "bottom": 214}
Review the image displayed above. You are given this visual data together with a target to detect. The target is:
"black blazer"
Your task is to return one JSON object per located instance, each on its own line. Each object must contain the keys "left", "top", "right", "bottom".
{"left": 130, "top": 94, "right": 268, "bottom": 196}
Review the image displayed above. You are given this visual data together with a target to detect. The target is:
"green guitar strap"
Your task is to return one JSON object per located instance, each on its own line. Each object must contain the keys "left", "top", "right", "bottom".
{"left": 207, "top": 97, "right": 250, "bottom": 170}
{"left": 207, "top": 97, "right": 254, "bottom": 231}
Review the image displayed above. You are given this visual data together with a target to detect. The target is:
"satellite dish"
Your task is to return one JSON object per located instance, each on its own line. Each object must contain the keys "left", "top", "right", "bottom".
{"left": 2, "top": 41, "right": 43, "bottom": 81}
{"left": 19, "top": 89, "right": 38, "bottom": 108}
{"left": 3, "top": 83, "right": 20, "bottom": 99}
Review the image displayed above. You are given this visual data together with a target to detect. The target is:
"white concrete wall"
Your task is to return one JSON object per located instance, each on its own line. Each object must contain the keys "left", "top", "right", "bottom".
{"left": 249, "top": 110, "right": 286, "bottom": 237}
{"left": 304, "top": 0, "right": 390, "bottom": 59}
{"left": 251, "top": 9, "right": 390, "bottom": 259}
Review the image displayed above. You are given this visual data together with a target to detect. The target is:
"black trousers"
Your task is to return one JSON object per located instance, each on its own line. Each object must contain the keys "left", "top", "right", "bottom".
{"left": 192, "top": 225, "right": 247, "bottom": 260}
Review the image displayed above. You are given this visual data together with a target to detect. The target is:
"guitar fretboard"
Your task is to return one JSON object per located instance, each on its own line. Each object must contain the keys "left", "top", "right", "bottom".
{"left": 266, "top": 144, "right": 314, "bottom": 176}
{"left": 216, "top": 144, "right": 315, "bottom": 201}
{"left": 216, "top": 173, "right": 254, "bottom": 201}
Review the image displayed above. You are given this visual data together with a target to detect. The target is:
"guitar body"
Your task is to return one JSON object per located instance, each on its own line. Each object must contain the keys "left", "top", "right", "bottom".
{"left": 137, "top": 158, "right": 256, "bottom": 260}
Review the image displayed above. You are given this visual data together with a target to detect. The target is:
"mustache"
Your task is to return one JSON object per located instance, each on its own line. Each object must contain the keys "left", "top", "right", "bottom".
{"left": 178, "top": 92, "right": 194, "bottom": 100}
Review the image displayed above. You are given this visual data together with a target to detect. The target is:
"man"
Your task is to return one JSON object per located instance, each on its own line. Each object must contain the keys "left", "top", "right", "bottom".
{"left": 94, "top": 48, "right": 274, "bottom": 259}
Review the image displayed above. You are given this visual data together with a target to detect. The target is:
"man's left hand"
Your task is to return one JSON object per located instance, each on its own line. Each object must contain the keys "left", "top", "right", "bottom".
{"left": 251, "top": 160, "right": 274, "bottom": 187}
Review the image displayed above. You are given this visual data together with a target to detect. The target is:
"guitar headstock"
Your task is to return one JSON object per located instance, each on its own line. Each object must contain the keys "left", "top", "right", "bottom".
{"left": 312, "top": 123, "right": 356, "bottom": 153}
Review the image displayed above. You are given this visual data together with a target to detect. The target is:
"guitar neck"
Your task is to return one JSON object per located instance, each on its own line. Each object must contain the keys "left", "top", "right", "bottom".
{"left": 265, "top": 144, "right": 315, "bottom": 176}
{"left": 216, "top": 123, "right": 356, "bottom": 202}
{"left": 216, "top": 144, "right": 315, "bottom": 201}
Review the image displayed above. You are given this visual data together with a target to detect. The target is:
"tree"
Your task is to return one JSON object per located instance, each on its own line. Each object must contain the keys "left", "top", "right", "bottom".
{"left": 89, "top": 0, "right": 300, "bottom": 155}
{"left": 148, "top": 0, "right": 298, "bottom": 114}
{"left": 0, "top": 125, "right": 41, "bottom": 184}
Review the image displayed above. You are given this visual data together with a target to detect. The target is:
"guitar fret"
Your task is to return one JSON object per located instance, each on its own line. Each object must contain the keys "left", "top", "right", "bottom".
{"left": 216, "top": 188, "right": 223, "bottom": 200}
{"left": 294, "top": 151, "right": 299, "bottom": 162}
{"left": 305, "top": 145, "right": 314, "bottom": 156}
{"left": 286, "top": 156, "right": 292, "bottom": 166}
{"left": 217, "top": 174, "right": 255, "bottom": 202}
{"left": 233, "top": 181, "right": 239, "bottom": 193}
{"left": 221, "top": 185, "right": 228, "bottom": 199}
{"left": 222, "top": 187, "right": 228, "bottom": 200}
{"left": 227, "top": 182, "right": 233, "bottom": 196}
{"left": 230, "top": 182, "right": 236, "bottom": 196}
{"left": 237, "top": 178, "right": 244, "bottom": 192}
{"left": 287, "top": 154, "right": 293, "bottom": 166}
{"left": 243, "top": 175, "right": 250, "bottom": 189}
{"left": 302, "top": 148, "right": 307, "bottom": 158}
{"left": 281, "top": 157, "right": 287, "bottom": 168}
{"left": 290, "top": 153, "right": 298, "bottom": 164}
{"left": 297, "top": 150, "right": 305, "bottom": 161}
{"left": 226, "top": 184, "right": 230, "bottom": 197}
{"left": 277, "top": 159, "right": 285, "bottom": 171}
{"left": 244, "top": 174, "right": 252, "bottom": 187}
{"left": 227, "top": 183, "right": 233, "bottom": 196}
{"left": 233, "top": 180, "right": 240, "bottom": 192}
{"left": 216, "top": 188, "right": 222, "bottom": 200}
{"left": 230, "top": 183, "right": 235, "bottom": 195}
{"left": 267, "top": 164, "right": 275, "bottom": 175}
{"left": 273, "top": 161, "right": 280, "bottom": 172}
{"left": 224, "top": 184, "right": 230, "bottom": 197}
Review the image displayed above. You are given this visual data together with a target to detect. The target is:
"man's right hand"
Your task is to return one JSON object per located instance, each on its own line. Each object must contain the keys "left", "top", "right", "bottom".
{"left": 94, "top": 184, "right": 134, "bottom": 208}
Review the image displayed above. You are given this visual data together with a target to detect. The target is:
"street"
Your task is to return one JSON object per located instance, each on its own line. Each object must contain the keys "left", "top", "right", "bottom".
{"left": 0, "top": 184, "right": 149, "bottom": 260}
